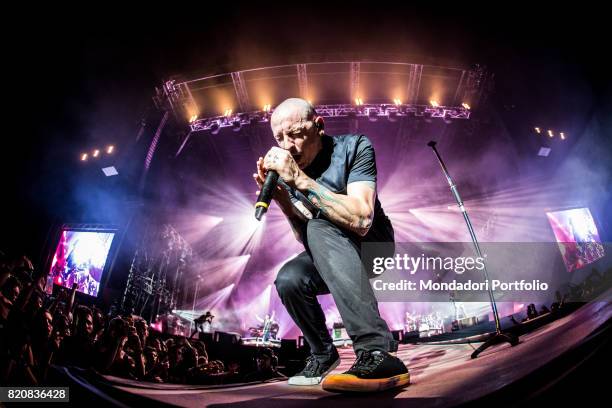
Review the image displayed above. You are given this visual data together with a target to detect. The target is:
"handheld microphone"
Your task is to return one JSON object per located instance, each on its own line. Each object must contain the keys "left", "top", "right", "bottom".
{"left": 255, "top": 170, "right": 279, "bottom": 220}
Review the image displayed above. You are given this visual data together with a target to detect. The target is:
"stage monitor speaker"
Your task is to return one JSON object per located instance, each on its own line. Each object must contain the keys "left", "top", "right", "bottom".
{"left": 392, "top": 329, "right": 404, "bottom": 341}
{"left": 281, "top": 339, "right": 297, "bottom": 353}
{"left": 214, "top": 331, "right": 241, "bottom": 345}
{"left": 298, "top": 336, "right": 311, "bottom": 353}
{"left": 403, "top": 330, "right": 420, "bottom": 343}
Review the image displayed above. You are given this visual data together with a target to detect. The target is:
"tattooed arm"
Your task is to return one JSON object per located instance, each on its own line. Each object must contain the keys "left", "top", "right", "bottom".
{"left": 258, "top": 145, "right": 377, "bottom": 238}
{"left": 294, "top": 176, "right": 376, "bottom": 236}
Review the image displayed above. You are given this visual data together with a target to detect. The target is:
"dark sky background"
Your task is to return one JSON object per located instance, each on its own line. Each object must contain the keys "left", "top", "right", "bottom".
{"left": 3, "top": 6, "right": 610, "bottom": 262}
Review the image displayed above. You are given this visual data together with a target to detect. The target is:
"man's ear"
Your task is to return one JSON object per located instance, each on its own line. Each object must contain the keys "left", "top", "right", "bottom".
{"left": 313, "top": 116, "right": 325, "bottom": 136}
{"left": 313, "top": 116, "right": 325, "bottom": 130}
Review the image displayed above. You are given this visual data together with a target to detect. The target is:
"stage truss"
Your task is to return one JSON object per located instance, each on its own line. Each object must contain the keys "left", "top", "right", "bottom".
{"left": 186, "top": 103, "right": 471, "bottom": 132}
{"left": 154, "top": 61, "right": 491, "bottom": 131}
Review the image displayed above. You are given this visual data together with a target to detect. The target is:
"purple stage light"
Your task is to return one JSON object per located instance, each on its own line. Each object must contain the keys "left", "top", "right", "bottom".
{"left": 194, "top": 283, "right": 235, "bottom": 311}
{"left": 538, "top": 147, "right": 551, "bottom": 157}
{"left": 192, "top": 255, "right": 251, "bottom": 295}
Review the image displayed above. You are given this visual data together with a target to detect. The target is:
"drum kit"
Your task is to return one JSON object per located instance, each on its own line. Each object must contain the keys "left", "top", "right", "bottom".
{"left": 248, "top": 322, "right": 279, "bottom": 339}
{"left": 405, "top": 312, "right": 445, "bottom": 337}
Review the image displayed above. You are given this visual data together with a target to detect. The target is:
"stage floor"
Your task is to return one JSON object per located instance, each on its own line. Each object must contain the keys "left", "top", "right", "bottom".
{"left": 103, "top": 296, "right": 611, "bottom": 407}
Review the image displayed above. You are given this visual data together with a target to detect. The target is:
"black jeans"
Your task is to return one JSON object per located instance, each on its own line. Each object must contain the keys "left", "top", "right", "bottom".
{"left": 274, "top": 218, "right": 397, "bottom": 360}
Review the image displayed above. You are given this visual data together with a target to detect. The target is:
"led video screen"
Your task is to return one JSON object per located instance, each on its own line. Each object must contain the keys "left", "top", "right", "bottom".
{"left": 49, "top": 229, "right": 115, "bottom": 297}
{"left": 546, "top": 208, "right": 605, "bottom": 272}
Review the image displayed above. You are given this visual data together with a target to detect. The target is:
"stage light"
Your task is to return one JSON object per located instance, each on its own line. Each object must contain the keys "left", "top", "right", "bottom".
{"left": 538, "top": 147, "right": 551, "bottom": 157}
{"left": 224, "top": 108, "right": 233, "bottom": 117}
{"left": 81, "top": 153, "right": 88, "bottom": 161}
{"left": 534, "top": 127, "right": 541, "bottom": 134}
{"left": 262, "top": 104, "right": 271, "bottom": 113}
{"left": 355, "top": 97, "right": 363, "bottom": 106}
{"left": 462, "top": 102, "right": 471, "bottom": 110}
{"left": 193, "top": 283, "right": 237, "bottom": 311}
{"left": 106, "top": 145, "right": 114, "bottom": 154}
{"left": 210, "top": 121, "right": 220, "bottom": 135}
{"left": 92, "top": 149, "right": 100, "bottom": 158}
{"left": 560, "top": 132, "right": 566, "bottom": 140}
{"left": 393, "top": 98, "right": 402, "bottom": 106}
{"left": 547, "top": 130, "right": 554, "bottom": 138}
{"left": 368, "top": 109, "right": 378, "bottom": 122}
{"left": 430, "top": 100, "right": 440, "bottom": 107}
{"left": 307, "top": 100, "right": 313, "bottom": 105}
{"left": 102, "top": 166, "right": 119, "bottom": 177}
{"left": 189, "top": 114, "right": 198, "bottom": 123}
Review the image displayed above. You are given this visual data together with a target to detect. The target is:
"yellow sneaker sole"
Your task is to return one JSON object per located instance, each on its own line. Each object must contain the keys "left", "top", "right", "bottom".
{"left": 321, "top": 372, "right": 410, "bottom": 392}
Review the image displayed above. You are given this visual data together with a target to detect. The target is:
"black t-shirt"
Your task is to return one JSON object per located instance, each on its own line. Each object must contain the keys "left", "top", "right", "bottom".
{"left": 280, "top": 134, "right": 394, "bottom": 243}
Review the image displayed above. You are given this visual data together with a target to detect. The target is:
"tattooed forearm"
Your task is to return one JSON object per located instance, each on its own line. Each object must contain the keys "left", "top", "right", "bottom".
{"left": 306, "top": 184, "right": 352, "bottom": 217}
{"left": 303, "top": 181, "right": 373, "bottom": 236}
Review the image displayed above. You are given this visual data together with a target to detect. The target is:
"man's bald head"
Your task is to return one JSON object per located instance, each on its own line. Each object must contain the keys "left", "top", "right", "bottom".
{"left": 270, "top": 98, "right": 322, "bottom": 169}
{"left": 270, "top": 98, "right": 316, "bottom": 130}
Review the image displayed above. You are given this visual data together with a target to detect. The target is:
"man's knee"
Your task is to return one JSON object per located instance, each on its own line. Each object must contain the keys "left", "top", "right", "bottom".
{"left": 306, "top": 218, "right": 358, "bottom": 255}
{"left": 274, "top": 259, "right": 309, "bottom": 298}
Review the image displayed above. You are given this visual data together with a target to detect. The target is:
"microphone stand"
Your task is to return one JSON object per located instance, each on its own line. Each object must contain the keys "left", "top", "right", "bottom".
{"left": 427, "top": 141, "right": 519, "bottom": 358}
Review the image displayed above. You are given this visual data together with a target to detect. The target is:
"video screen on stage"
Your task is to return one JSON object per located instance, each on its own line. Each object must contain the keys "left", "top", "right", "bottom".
{"left": 49, "top": 229, "right": 116, "bottom": 297}
{"left": 546, "top": 208, "right": 605, "bottom": 272}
